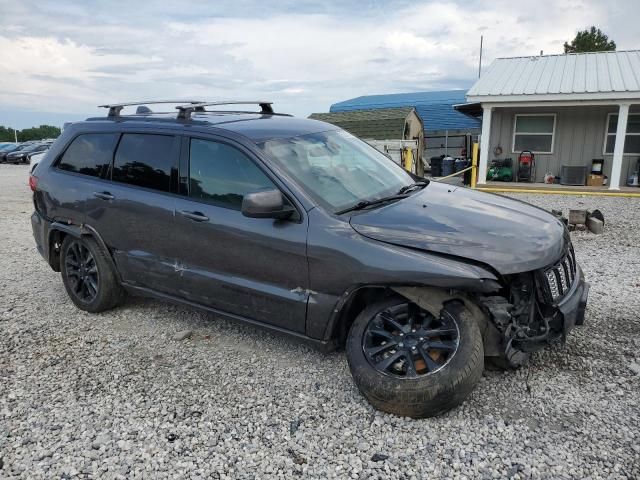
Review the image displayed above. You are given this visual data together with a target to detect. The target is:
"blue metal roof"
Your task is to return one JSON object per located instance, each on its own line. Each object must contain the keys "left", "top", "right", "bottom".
{"left": 330, "top": 90, "right": 480, "bottom": 133}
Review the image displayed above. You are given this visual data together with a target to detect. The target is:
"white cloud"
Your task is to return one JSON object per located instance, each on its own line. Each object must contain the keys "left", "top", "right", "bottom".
{"left": 0, "top": 0, "right": 637, "bottom": 125}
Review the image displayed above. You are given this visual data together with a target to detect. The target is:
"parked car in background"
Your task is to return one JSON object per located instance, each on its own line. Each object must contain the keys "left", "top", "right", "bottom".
{"left": 29, "top": 100, "right": 589, "bottom": 418}
{"left": 29, "top": 150, "right": 48, "bottom": 174}
{"left": 0, "top": 143, "right": 27, "bottom": 163}
{"left": 5, "top": 142, "right": 50, "bottom": 164}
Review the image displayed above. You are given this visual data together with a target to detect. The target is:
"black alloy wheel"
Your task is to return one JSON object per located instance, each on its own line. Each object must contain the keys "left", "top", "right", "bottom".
{"left": 362, "top": 302, "right": 459, "bottom": 378}
{"left": 64, "top": 240, "right": 100, "bottom": 303}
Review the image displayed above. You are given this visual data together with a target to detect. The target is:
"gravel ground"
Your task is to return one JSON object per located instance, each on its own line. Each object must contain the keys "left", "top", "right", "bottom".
{"left": 1, "top": 163, "right": 639, "bottom": 479}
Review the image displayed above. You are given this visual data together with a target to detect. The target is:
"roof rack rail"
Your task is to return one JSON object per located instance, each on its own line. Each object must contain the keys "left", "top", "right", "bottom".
{"left": 99, "top": 100, "right": 206, "bottom": 117}
{"left": 176, "top": 101, "right": 274, "bottom": 119}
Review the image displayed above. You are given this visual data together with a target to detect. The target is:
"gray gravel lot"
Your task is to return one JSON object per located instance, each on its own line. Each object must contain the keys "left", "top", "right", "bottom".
{"left": 1, "top": 163, "right": 639, "bottom": 479}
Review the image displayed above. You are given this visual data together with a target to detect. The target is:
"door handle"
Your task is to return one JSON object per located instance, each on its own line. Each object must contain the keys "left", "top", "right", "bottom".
{"left": 179, "top": 210, "right": 209, "bottom": 222}
{"left": 93, "top": 191, "right": 114, "bottom": 200}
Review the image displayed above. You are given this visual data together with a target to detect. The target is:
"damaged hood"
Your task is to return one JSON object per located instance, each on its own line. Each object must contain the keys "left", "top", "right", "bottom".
{"left": 349, "top": 182, "right": 566, "bottom": 275}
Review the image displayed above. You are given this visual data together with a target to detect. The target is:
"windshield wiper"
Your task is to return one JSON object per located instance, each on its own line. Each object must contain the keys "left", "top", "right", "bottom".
{"left": 397, "top": 180, "right": 429, "bottom": 195}
{"left": 335, "top": 194, "right": 410, "bottom": 215}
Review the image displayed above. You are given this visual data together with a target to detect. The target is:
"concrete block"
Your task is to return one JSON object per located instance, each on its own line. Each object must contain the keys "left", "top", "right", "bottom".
{"left": 569, "top": 209, "right": 587, "bottom": 225}
{"left": 587, "top": 217, "right": 604, "bottom": 234}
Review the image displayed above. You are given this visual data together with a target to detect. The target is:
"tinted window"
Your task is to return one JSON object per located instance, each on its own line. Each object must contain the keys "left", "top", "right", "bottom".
{"left": 112, "top": 134, "right": 177, "bottom": 192}
{"left": 57, "top": 133, "right": 118, "bottom": 177}
{"left": 189, "top": 139, "right": 276, "bottom": 209}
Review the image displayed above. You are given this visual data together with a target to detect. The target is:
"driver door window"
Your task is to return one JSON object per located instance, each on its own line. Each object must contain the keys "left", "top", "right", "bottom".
{"left": 189, "top": 139, "right": 276, "bottom": 209}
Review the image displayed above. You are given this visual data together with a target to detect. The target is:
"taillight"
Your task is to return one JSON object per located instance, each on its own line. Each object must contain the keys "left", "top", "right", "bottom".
{"left": 29, "top": 175, "right": 38, "bottom": 192}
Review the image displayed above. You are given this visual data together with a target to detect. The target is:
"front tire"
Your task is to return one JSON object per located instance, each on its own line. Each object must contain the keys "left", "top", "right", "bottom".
{"left": 60, "top": 235, "right": 125, "bottom": 313}
{"left": 346, "top": 296, "right": 483, "bottom": 418}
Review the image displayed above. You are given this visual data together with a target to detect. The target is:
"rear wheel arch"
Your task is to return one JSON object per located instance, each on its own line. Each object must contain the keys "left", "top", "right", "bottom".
{"left": 47, "top": 225, "right": 82, "bottom": 272}
{"left": 47, "top": 224, "right": 118, "bottom": 276}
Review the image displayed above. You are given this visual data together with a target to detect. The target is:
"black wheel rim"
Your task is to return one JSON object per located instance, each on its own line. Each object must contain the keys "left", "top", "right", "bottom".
{"left": 64, "top": 241, "right": 99, "bottom": 303}
{"left": 362, "top": 302, "right": 459, "bottom": 378}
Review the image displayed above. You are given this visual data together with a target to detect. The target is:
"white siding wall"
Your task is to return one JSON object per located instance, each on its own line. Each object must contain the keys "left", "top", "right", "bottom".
{"left": 488, "top": 105, "right": 640, "bottom": 183}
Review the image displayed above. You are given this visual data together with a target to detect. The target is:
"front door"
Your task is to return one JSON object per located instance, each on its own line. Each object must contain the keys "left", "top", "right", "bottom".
{"left": 172, "top": 136, "right": 309, "bottom": 332}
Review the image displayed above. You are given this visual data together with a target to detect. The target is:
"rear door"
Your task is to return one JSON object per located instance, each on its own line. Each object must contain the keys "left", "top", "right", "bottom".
{"left": 172, "top": 136, "right": 309, "bottom": 332}
{"left": 84, "top": 131, "right": 181, "bottom": 293}
{"left": 45, "top": 132, "right": 120, "bottom": 227}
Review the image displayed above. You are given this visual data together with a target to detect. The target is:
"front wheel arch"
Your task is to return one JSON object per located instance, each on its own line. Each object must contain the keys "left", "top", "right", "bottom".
{"left": 329, "top": 285, "right": 502, "bottom": 358}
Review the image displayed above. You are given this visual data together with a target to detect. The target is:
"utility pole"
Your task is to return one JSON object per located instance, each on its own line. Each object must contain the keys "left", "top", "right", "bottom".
{"left": 478, "top": 35, "right": 483, "bottom": 78}
{"left": 14, "top": 128, "right": 17, "bottom": 143}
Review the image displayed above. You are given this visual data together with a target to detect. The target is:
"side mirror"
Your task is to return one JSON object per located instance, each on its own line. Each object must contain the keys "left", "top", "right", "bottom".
{"left": 241, "top": 189, "right": 295, "bottom": 220}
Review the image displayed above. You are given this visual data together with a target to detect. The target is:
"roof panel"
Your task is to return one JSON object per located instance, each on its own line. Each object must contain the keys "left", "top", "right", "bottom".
{"left": 309, "top": 107, "right": 414, "bottom": 139}
{"left": 573, "top": 54, "right": 587, "bottom": 93}
{"left": 596, "top": 53, "right": 612, "bottom": 92}
{"left": 535, "top": 55, "right": 557, "bottom": 94}
{"left": 329, "top": 90, "right": 480, "bottom": 132}
{"left": 608, "top": 52, "right": 626, "bottom": 91}
{"left": 467, "top": 50, "right": 640, "bottom": 99}
{"left": 623, "top": 51, "right": 640, "bottom": 90}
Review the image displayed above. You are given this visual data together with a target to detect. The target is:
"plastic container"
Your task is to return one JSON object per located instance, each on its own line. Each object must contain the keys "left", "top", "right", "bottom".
{"left": 454, "top": 158, "right": 468, "bottom": 173}
{"left": 441, "top": 157, "right": 455, "bottom": 177}
{"left": 430, "top": 156, "right": 443, "bottom": 177}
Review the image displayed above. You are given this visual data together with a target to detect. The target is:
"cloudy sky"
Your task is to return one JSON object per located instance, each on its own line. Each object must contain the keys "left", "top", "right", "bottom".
{"left": 0, "top": 0, "right": 638, "bottom": 128}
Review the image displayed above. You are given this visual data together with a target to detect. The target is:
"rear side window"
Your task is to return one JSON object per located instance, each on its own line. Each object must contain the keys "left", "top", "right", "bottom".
{"left": 112, "top": 134, "right": 177, "bottom": 193}
{"left": 57, "top": 133, "right": 118, "bottom": 177}
{"left": 189, "top": 138, "right": 276, "bottom": 209}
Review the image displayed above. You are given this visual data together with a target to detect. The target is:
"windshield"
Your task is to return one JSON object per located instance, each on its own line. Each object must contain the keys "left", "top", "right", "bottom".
{"left": 258, "top": 130, "right": 414, "bottom": 212}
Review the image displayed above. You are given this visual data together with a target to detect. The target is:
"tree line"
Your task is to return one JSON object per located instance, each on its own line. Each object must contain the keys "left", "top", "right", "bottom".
{"left": 0, "top": 125, "right": 61, "bottom": 143}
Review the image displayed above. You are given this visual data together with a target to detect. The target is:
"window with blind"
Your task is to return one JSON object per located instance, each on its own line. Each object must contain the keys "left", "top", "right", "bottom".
{"left": 512, "top": 114, "right": 556, "bottom": 154}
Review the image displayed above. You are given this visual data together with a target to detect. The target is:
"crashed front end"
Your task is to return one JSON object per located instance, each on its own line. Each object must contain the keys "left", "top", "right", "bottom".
{"left": 479, "top": 240, "right": 589, "bottom": 366}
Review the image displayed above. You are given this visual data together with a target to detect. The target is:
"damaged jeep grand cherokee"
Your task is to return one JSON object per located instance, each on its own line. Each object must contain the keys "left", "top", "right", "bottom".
{"left": 30, "top": 101, "right": 589, "bottom": 418}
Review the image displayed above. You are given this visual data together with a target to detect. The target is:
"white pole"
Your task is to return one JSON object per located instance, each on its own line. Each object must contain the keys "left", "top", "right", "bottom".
{"left": 609, "top": 103, "right": 630, "bottom": 190}
{"left": 478, "top": 35, "right": 483, "bottom": 78}
{"left": 478, "top": 105, "right": 493, "bottom": 185}
{"left": 445, "top": 130, "right": 448, "bottom": 156}
{"left": 14, "top": 129, "right": 18, "bottom": 143}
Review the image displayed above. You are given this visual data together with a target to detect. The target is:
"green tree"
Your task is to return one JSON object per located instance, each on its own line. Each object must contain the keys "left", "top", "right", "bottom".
{"left": 18, "top": 125, "right": 61, "bottom": 142}
{"left": 564, "top": 27, "right": 616, "bottom": 53}
{"left": 0, "top": 126, "right": 18, "bottom": 142}
{"left": 0, "top": 125, "right": 61, "bottom": 142}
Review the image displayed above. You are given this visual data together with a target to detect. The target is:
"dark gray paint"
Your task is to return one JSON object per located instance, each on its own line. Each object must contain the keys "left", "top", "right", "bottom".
{"left": 31, "top": 113, "right": 583, "bottom": 349}
{"left": 350, "top": 182, "right": 565, "bottom": 275}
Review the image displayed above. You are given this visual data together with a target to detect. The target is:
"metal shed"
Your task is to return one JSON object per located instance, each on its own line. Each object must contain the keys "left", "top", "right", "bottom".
{"left": 309, "top": 107, "right": 425, "bottom": 175}
{"left": 329, "top": 90, "right": 481, "bottom": 158}
{"left": 465, "top": 50, "right": 640, "bottom": 189}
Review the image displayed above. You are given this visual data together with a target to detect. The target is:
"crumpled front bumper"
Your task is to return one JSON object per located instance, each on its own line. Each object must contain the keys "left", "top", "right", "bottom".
{"left": 557, "top": 264, "right": 589, "bottom": 337}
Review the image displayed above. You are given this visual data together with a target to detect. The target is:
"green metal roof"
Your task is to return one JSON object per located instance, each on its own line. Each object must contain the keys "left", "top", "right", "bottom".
{"left": 309, "top": 107, "right": 418, "bottom": 140}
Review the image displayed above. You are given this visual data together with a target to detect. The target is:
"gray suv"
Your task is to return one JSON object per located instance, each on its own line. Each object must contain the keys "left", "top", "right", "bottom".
{"left": 30, "top": 101, "right": 589, "bottom": 417}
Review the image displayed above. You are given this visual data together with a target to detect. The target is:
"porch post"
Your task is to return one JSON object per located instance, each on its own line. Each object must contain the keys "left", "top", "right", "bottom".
{"left": 478, "top": 105, "right": 492, "bottom": 185}
{"left": 609, "top": 102, "right": 630, "bottom": 190}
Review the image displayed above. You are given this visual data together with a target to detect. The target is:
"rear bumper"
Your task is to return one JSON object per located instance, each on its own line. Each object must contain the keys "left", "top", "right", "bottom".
{"left": 31, "top": 210, "right": 49, "bottom": 262}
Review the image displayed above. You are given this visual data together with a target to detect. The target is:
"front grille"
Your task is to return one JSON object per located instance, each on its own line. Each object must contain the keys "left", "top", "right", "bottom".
{"left": 542, "top": 246, "right": 577, "bottom": 302}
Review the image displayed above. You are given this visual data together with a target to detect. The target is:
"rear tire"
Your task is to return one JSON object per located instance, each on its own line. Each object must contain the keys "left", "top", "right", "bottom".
{"left": 346, "top": 296, "right": 483, "bottom": 418}
{"left": 60, "top": 235, "right": 125, "bottom": 313}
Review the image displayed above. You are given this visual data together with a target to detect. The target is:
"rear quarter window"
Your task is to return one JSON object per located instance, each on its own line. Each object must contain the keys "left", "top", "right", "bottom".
{"left": 57, "top": 133, "right": 119, "bottom": 177}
